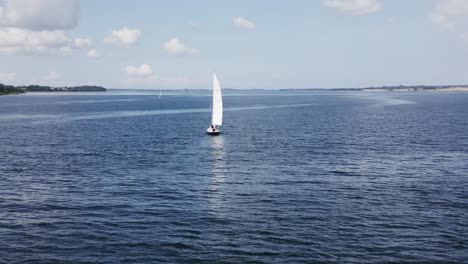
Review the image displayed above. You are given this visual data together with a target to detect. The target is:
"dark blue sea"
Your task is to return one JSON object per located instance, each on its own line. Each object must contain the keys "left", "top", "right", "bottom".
{"left": 1, "top": 90, "right": 467, "bottom": 263}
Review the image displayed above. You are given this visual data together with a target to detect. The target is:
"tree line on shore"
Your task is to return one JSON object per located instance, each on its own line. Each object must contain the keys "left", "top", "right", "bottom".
{"left": 0, "top": 83, "right": 106, "bottom": 95}
{"left": 0, "top": 84, "right": 25, "bottom": 95}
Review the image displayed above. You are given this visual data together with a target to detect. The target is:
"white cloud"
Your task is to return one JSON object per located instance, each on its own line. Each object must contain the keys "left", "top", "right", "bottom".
{"left": 461, "top": 32, "right": 468, "bottom": 41}
{"left": 163, "top": 37, "right": 199, "bottom": 55}
{"left": 124, "top": 64, "right": 153, "bottom": 78}
{"left": 0, "top": 72, "right": 16, "bottom": 83}
{"left": 46, "top": 71, "right": 61, "bottom": 80}
{"left": 104, "top": 27, "right": 141, "bottom": 47}
{"left": 323, "top": 0, "right": 382, "bottom": 16}
{"left": 0, "top": 28, "right": 73, "bottom": 55}
{"left": 0, "top": 0, "right": 80, "bottom": 30}
{"left": 39, "top": 71, "right": 71, "bottom": 86}
{"left": 430, "top": 0, "right": 468, "bottom": 34}
{"left": 233, "top": 17, "right": 255, "bottom": 29}
{"left": 0, "top": 1, "right": 85, "bottom": 56}
{"left": 87, "top": 49, "right": 101, "bottom": 59}
{"left": 387, "top": 17, "right": 397, "bottom": 24}
{"left": 123, "top": 64, "right": 156, "bottom": 87}
{"left": 188, "top": 21, "right": 200, "bottom": 30}
{"left": 74, "top": 37, "right": 91, "bottom": 49}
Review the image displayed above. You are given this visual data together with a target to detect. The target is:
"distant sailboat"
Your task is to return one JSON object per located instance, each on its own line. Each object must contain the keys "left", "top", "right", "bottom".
{"left": 159, "top": 89, "right": 162, "bottom": 98}
{"left": 207, "top": 74, "right": 223, "bottom": 135}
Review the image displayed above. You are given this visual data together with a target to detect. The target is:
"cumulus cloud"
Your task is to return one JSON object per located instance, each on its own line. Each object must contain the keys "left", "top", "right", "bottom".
{"left": 124, "top": 64, "right": 154, "bottom": 78}
{"left": 0, "top": 0, "right": 87, "bottom": 56}
{"left": 0, "top": 72, "right": 16, "bottom": 83}
{"left": 233, "top": 17, "right": 255, "bottom": 29}
{"left": 163, "top": 37, "right": 199, "bottom": 55}
{"left": 0, "top": 0, "right": 80, "bottom": 30}
{"left": 387, "top": 17, "right": 397, "bottom": 24}
{"left": 45, "top": 71, "right": 61, "bottom": 80}
{"left": 323, "top": 0, "right": 382, "bottom": 16}
{"left": 188, "top": 21, "right": 200, "bottom": 30}
{"left": 430, "top": 0, "right": 468, "bottom": 34}
{"left": 74, "top": 37, "right": 91, "bottom": 49}
{"left": 39, "top": 71, "right": 70, "bottom": 86}
{"left": 0, "top": 28, "right": 73, "bottom": 55}
{"left": 87, "top": 49, "right": 101, "bottom": 59}
{"left": 104, "top": 27, "right": 141, "bottom": 47}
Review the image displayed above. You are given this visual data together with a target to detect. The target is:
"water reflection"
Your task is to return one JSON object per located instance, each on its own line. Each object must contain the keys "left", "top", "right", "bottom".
{"left": 208, "top": 136, "right": 226, "bottom": 212}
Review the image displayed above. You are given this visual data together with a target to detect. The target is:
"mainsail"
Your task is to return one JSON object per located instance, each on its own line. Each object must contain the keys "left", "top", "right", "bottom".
{"left": 211, "top": 74, "right": 223, "bottom": 126}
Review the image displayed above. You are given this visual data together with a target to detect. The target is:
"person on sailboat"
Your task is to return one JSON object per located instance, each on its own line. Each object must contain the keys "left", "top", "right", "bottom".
{"left": 210, "top": 124, "right": 215, "bottom": 132}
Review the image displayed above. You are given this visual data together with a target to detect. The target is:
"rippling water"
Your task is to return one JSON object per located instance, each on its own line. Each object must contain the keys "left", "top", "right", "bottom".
{"left": 1, "top": 91, "right": 467, "bottom": 263}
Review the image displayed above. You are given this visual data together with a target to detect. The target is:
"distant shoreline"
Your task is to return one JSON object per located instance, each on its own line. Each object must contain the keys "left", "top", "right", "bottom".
{"left": 0, "top": 84, "right": 107, "bottom": 95}
{"left": 361, "top": 85, "right": 468, "bottom": 92}
{"left": 3, "top": 84, "right": 468, "bottom": 96}
{"left": 109, "top": 85, "right": 468, "bottom": 92}
{"left": 280, "top": 85, "right": 468, "bottom": 92}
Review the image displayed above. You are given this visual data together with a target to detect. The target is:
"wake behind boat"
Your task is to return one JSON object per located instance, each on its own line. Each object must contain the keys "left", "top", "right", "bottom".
{"left": 207, "top": 74, "right": 223, "bottom": 135}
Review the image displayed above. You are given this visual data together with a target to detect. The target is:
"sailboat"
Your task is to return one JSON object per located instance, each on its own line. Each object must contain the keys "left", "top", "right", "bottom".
{"left": 159, "top": 89, "right": 162, "bottom": 98}
{"left": 207, "top": 74, "right": 223, "bottom": 135}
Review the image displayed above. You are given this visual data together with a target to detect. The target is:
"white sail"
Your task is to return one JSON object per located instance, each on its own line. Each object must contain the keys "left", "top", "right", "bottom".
{"left": 211, "top": 74, "right": 223, "bottom": 126}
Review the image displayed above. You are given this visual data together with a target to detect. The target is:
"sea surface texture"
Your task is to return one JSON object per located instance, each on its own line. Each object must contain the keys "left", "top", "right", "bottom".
{"left": 1, "top": 91, "right": 467, "bottom": 263}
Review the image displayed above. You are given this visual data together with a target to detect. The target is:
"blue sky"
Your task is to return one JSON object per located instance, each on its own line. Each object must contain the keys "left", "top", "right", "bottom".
{"left": 1, "top": 0, "right": 468, "bottom": 89}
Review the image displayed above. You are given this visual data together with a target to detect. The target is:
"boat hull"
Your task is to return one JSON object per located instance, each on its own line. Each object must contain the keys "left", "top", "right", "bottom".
{"left": 207, "top": 127, "right": 220, "bottom": 135}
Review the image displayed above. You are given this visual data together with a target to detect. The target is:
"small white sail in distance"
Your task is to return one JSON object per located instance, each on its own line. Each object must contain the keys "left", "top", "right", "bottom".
{"left": 211, "top": 74, "right": 223, "bottom": 126}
